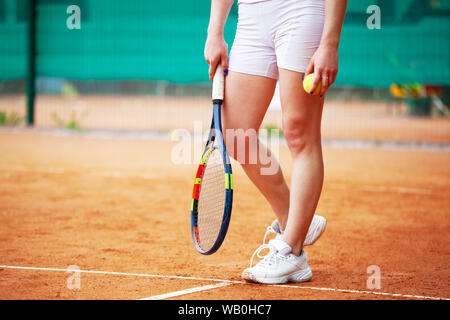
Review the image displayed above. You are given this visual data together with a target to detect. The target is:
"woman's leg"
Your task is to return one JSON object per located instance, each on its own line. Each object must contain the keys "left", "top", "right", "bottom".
{"left": 222, "top": 71, "right": 290, "bottom": 227}
{"left": 278, "top": 68, "right": 325, "bottom": 256}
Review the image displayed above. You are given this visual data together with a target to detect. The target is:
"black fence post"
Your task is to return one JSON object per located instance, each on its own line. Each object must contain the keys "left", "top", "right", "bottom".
{"left": 26, "top": 0, "right": 36, "bottom": 126}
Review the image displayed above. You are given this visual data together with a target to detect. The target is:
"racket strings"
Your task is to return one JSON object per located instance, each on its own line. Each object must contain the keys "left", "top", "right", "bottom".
{"left": 197, "top": 148, "right": 226, "bottom": 251}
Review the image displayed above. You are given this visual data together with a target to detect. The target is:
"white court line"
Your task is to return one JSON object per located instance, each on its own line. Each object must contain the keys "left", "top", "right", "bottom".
{"left": 270, "top": 284, "right": 446, "bottom": 300}
{"left": 139, "top": 282, "right": 232, "bottom": 300}
{"left": 0, "top": 265, "right": 448, "bottom": 300}
{"left": 0, "top": 265, "right": 228, "bottom": 283}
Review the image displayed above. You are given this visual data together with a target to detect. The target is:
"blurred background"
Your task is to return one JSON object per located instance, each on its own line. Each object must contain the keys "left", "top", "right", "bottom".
{"left": 0, "top": 0, "right": 449, "bottom": 144}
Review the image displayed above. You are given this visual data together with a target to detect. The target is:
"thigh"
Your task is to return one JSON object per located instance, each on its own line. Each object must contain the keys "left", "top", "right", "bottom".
{"left": 223, "top": 70, "right": 276, "bottom": 132}
{"left": 222, "top": 71, "right": 277, "bottom": 161}
{"left": 278, "top": 68, "right": 323, "bottom": 138}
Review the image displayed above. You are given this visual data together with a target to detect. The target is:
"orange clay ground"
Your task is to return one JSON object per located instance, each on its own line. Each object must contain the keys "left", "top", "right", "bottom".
{"left": 0, "top": 130, "right": 449, "bottom": 300}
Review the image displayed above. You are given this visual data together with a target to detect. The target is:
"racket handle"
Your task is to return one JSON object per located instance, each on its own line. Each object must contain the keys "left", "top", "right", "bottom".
{"left": 212, "top": 63, "right": 224, "bottom": 102}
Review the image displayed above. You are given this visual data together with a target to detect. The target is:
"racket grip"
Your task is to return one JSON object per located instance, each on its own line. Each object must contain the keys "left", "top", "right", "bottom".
{"left": 212, "top": 63, "right": 224, "bottom": 102}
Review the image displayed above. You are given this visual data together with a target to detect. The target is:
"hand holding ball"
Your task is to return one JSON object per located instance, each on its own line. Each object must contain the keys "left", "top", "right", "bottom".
{"left": 302, "top": 73, "right": 321, "bottom": 96}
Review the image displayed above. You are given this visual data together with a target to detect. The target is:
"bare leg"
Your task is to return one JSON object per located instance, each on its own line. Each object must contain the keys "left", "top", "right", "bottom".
{"left": 222, "top": 71, "right": 290, "bottom": 227}
{"left": 278, "top": 68, "right": 325, "bottom": 255}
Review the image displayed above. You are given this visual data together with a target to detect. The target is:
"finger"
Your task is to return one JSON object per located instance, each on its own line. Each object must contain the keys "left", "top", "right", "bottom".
{"left": 320, "top": 74, "right": 330, "bottom": 96}
{"left": 208, "top": 63, "right": 213, "bottom": 81}
{"left": 305, "top": 60, "right": 314, "bottom": 76}
{"left": 209, "top": 58, "right": 219, "bottom": 81}
{"left": 221, "top": 54, "right": 229, "bottom": 76}
{"left": 330, "top": 71, "right": 337, "bottom": 87}
{"left": 309, "top": 72, "right": 322, "bottom": 95}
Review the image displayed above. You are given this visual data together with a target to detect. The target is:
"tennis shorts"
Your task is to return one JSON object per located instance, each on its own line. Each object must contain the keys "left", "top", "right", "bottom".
{"left": 229, "top": 0, "right": 325, "bottom": 79}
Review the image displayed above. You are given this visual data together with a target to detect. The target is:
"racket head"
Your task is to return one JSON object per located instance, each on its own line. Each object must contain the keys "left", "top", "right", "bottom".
{"left": 191, "top": 145, "right": 233, "bottom": 255}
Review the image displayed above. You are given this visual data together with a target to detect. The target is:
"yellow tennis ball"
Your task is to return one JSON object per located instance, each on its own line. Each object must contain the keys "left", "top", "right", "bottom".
{"left": 303, "top": 73, "right": 321, "bottom": 95}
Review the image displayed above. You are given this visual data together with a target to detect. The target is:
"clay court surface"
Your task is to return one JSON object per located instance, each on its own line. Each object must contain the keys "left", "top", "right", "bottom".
{"left": 0, "top": 127, "right": 449, "bottom": 300}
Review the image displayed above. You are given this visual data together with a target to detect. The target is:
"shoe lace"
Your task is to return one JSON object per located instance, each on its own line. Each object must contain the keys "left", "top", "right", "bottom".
{"left": 262, "top": 225, "right": 277, "bottom": 245}
{"left": 249, "top": 243, "right": 286, "bottom": 268}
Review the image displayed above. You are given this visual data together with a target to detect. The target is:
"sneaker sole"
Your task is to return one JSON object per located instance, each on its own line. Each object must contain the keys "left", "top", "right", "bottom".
{"left": 304, "top": 215, "right": 327, "bottom": 246}
{"left": 242, "top": 268, "right": 312, "bottom": 285}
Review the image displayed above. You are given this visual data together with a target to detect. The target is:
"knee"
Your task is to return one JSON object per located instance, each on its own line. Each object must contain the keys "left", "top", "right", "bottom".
{"left": 283, "top": 115, "right": 315, "bottom": 155}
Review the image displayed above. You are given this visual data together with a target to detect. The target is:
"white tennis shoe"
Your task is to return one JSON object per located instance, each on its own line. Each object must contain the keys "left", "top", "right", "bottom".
{"left": 241, "top": 239, "right": 312, "bottom": 284}
{"left": 263, "top": 215, "right": 327, "bottom": 246}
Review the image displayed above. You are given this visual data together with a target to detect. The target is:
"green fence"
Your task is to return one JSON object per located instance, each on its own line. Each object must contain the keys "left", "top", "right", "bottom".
{"left": 0, "top": 0, "right": 449, "bottom": 86}
{"left": 340, "top": 0, "right": 450, "bottom": 87}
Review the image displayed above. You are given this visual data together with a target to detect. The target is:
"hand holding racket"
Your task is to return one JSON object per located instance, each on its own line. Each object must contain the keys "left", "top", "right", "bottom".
{"left": 190, "top": 63, "right": 233, "bottom": 255}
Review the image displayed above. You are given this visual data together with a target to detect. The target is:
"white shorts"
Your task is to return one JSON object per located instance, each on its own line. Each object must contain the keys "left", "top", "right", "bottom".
{"left": 229, "top": 0, "right": 325, "bottom": 79}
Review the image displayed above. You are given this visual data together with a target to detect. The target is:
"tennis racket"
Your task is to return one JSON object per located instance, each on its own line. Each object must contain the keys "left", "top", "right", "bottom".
{"left": 190, "top": 63, "right": 233, "bottom": 255}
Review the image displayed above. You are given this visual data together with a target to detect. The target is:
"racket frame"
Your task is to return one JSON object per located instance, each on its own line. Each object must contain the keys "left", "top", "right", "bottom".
{"left": 190, "top": 64, "right": 233, "bottom": 255}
